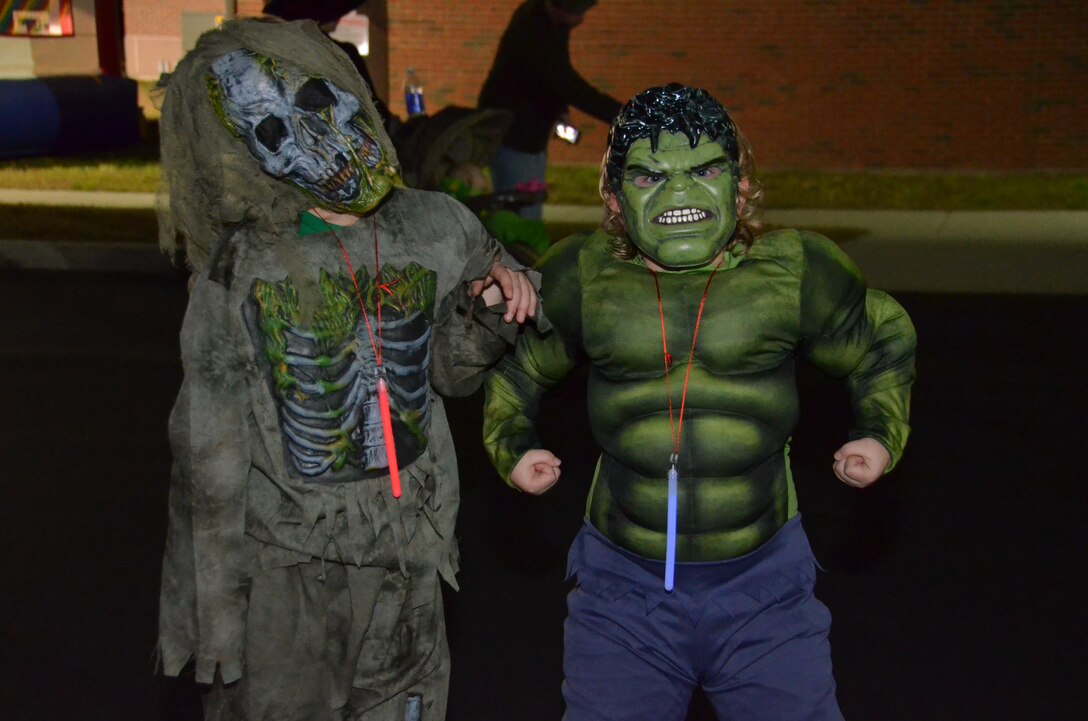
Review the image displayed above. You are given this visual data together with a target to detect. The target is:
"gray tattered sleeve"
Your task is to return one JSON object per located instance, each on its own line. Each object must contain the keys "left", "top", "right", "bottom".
{"left": 428, "top": 193, "right": 548, "bottom": 397}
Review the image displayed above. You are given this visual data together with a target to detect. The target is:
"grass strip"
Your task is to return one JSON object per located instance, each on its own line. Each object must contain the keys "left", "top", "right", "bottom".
{"left": 3, "top": 145, "right": 1087, "bottom": 211}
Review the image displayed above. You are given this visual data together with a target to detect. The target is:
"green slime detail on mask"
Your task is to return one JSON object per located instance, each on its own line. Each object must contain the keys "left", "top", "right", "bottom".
{"left": 317, "top": 112, "right": 398, "bottom": 216}
{"left": 619, "top": 132, "right": 739, "bottom": 270}
{"left": 205, "top": 74, "right": 243, "bottom": 142}
{"left": 207, "top": 49, "right": 398, "bottom": 216}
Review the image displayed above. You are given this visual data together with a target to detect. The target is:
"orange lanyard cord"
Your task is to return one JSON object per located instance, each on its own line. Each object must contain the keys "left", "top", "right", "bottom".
{"left": 649, "top": 258, "right": 722, "bottom": 459}
{"left": 331, "top": 215, "right": 403, "bottom": 498}
{"left": 334, "top": 218, "right": 383, "bottom": 365}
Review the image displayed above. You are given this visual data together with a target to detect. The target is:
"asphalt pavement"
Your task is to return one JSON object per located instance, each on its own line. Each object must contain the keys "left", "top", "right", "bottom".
{"left": 1, "top": 270, "right": 1085, "bottom": 721}
{"left": 0, "top": 188, "right": 1086, "bottom": 294}
{"left": 0, "top": 191, "right": 1086, "bottom": 720}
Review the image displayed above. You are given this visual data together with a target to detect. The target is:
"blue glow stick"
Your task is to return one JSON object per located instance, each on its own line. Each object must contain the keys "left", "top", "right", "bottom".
{"left": 665, "top": 464, "right": 677, "bottom": 592}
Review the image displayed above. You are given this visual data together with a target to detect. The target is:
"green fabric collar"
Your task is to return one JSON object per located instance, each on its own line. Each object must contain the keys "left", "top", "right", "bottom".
{"left": 631, "top": 247, "right": 743, "bottom": 274}
{"left": 298, "top": 211, "right": 345, "bottom": 237}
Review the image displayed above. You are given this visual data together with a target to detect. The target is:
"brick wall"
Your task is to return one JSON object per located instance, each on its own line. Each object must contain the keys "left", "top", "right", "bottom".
{"left": 125, "top": 0, "right": 1088, "bottom": 170}
{"left": 124, "top": 0, "right": 223, "bottom": 78}
{"left": 124, "top": 0, "right": 222, "bottom": 35}
{"left": 236, "top": 1, "right": 265, "bottom": 20}
{"left": 383, "top": 0, "right": 1088, "bottom": 171}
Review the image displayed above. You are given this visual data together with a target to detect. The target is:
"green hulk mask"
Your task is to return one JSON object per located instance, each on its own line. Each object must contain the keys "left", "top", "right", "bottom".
{"left": 605, "top": 84, "right": 742, "bottom": 269}
{"left": 619, "top": 132, "right": 738, "bottom": 269}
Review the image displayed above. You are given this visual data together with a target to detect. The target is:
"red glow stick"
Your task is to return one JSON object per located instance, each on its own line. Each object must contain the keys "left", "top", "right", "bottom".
{"left": 376, "top": 375, "right": 402, "bottom": 498}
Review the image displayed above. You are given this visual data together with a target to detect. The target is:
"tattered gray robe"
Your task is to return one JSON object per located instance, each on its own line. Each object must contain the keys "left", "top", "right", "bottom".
{"left": 159, "top": 188, "right": 531, "bottom": 685}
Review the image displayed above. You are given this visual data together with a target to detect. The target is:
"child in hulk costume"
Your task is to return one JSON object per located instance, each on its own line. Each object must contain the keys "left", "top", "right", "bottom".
{"left": 156, "top": 18, "right": 540, "bottom": 721}
{"left": 483, "top": 84, "right": 916, "bottom": 720}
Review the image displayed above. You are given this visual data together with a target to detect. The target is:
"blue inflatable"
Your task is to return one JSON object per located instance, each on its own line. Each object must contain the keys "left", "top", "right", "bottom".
{"left": 0, "top": 75, "right": 141, "bottom": 159}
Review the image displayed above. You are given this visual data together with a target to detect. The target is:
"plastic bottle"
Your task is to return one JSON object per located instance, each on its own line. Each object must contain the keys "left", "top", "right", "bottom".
{"left": 403, "top": 68, "right": 426, "bottom": 117}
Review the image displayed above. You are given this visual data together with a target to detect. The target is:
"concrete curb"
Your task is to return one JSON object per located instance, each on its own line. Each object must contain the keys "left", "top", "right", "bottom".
{"left": 0, "top": 193, "right": 1085, "bottom": 293}
{"left": 0, "top": 189, "right": 156, "bottom": 208}
{"left": 764, "top": 209, "right": 1088, "bottom": 244}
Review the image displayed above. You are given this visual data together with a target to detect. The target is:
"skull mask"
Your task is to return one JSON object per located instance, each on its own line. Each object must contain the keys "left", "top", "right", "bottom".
{"left": 208, "top": 49, "right": 396, "bottom": 214}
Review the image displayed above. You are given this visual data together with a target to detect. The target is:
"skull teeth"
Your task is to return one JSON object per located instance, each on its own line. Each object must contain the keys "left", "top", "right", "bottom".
{"left": 653, "top": 208, "right": 711, "bottom": 225}
{"left": 319, "top": 165, "right": 353, "bottom": 195}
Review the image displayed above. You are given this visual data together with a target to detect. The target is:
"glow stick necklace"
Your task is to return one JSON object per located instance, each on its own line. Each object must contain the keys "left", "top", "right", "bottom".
{"left": 333, "top": 218, "right": 402, "bottom": 499}
{"left": 648, "top": 257, "right": 723, "bottom": 590}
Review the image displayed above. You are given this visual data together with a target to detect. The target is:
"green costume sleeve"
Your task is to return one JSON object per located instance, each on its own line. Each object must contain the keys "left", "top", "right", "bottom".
{"left": 483, "top": 235, "right": 586, "bottom": 483}
{"left": 161, "top": 273, "right": 251, "bottom": 685}
{"left": 797, "top": 231, "right": 917, "bottom": 470}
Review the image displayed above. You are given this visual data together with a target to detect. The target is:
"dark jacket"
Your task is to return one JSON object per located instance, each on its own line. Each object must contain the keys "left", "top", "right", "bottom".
{"left": 479, "top": 0, "right": 621, "bottom": 153}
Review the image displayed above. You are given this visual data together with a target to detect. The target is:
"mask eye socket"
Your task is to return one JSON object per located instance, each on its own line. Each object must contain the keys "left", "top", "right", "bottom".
{"left": 632, "top": 173, "right": 664, "bottom": 189}
{"left": 296, "top": 79, "right": 336, "bottom": 112}
{"left": 255, "top": 115, "right": 287, "bottom": 151}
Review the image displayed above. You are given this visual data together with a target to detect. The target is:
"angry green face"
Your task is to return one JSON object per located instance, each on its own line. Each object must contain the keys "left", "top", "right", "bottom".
{"left": 618, "top": 132, "right": 738, "bottom": 270}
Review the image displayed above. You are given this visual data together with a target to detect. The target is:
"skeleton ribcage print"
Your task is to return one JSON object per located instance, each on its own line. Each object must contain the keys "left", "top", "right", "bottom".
{"left": 249, "top": 265, "right": 437, "bottom": 481}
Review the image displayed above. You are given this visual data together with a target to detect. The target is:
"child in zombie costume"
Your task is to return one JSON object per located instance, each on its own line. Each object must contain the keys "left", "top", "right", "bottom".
{"left": 483, "top": 84, "right": 916, "bottom": 720}
{"left": 156, "top": 18, "right": 540, "bottom": 721}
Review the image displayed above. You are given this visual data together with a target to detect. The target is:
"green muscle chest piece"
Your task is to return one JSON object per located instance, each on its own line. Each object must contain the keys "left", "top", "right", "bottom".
{"left": 523, "top": 231, "right": 821, "bottom": 560}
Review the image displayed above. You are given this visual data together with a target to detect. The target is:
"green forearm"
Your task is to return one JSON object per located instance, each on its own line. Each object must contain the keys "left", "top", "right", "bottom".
{"left": 846, "top": 289, "right": 917, "bottom": 470}
{"left": 483, "top": 325, "right": 579, "bottom": 481}
{"left": 797, "top": 235, "right": 917, "bottom": 471}
{"left": 483, "top": 354, "right": 544, "bottom": 482}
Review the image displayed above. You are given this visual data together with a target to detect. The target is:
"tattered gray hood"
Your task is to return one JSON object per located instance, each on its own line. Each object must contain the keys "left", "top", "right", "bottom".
{"left": 156, "top": 17, "right": 399, "bottom": 271}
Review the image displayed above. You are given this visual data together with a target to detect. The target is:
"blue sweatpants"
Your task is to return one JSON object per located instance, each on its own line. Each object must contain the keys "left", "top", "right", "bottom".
{"left": 562, "top": 515, "right": 843, "bottom": 721}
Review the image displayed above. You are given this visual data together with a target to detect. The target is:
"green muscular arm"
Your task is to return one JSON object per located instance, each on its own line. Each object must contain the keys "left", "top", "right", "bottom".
{"left": 798, "top": 231, "right": 917, "bottom": 477}
{"left": 483, "top": 235, "right": 586, "bottom": 488}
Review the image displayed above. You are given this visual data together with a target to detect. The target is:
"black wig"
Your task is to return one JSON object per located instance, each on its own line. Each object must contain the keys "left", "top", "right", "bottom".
{"left": 604, "top": 84, "right": 738, "bottom": 191}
